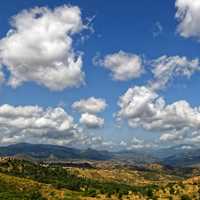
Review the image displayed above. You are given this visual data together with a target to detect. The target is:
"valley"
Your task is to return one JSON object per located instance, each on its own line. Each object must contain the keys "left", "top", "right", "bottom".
{"left": 0, "top": 143, "right": 200, "bottom": 199}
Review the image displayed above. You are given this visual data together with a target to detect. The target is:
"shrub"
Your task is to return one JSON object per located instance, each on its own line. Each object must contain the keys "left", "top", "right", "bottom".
{"left": 181, "top": 194, "right": 192, "bottom": 200}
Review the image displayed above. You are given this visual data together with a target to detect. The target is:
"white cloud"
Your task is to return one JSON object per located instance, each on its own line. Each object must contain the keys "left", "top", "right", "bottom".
{"left": 117, "top": 86, "right": 200, "bottom": 143}
{"left": 95, "top": 51, "right": 143, "bottom": 81}
{"left": 0, "top": 104, "right": 86, "bottom": 146}
{"left": 0, "top": 5, "right": 85, "bottom": 91}
{"left": 153, "top": 22, "right": 163, "bottom": 37}
{"left": 0, "top": 66, "right": 4, "bottom": 84}
{"left": 72, "top": 97, "right": 107, "bottom": 113}
{"left": 150, "top": 55, "right": 200, "bottom": 90}
{"left": 81, "top": 135, "right": 117, "bottom": 151}
{"left": 127, "top": 137, "right": 156, "bottom": 149}
{"left": 73, "top": 97, "right": 106, "bottom": 129}
{"left": 175, "top": 0, "right": 200, "bottom": 39}
{"left": 80, "top": 113, "right": 104, "bottom": 128}
{"left": 119, "top": 138, "right": 156, "bottom": 150}
{"left": 117, "top": 86, "right": 159, "bottom": 123}
{"left": 160, "top": 132, "right": 184, "bottom": 142}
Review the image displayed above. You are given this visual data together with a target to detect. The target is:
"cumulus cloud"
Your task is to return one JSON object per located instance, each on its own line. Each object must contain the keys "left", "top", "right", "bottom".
{"left": 160, "top": 132, "right": 184, "bottom": 142}
{"left": 95, "top": 51, "right": 143, "bottom": 81}
{"left": 72, "top": 97, "right": 107, "bottom": 113}
{"left": 80, "top": 113, "right": 104, "bottom": 128}
{"left": 117, "top": 86, "right": 200, "bottom": 143}
{"left": 150, "top": 55, "right": 200, "bottom": 90}
{"left": 0, "top": 5, "right": 85, "bottom": 91}
{"left": 175, "top": 0, "right": 200, "bottom": 39}
{"left": 0, "top": 104, "right": 86, "bottom": 146}
{"left": 118, "top": 137, "right": 157, "bottom": 150}
{"left": 121, "top": 137, "right": 156, "bottom": 149}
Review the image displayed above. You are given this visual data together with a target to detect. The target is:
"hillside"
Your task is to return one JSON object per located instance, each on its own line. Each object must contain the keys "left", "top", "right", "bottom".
{"left": 0, "top": 170, "right": 80, "bottom": 200}
{"left": 0, "top": 158, "right": 160, "bottom": 200}
{"left": 0, "top": 157, "right": 200, "bottom": 199}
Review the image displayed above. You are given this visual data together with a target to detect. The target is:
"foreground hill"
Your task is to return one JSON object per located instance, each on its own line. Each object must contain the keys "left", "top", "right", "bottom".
{"left": 0, "top": 158, "right": 200, "bottom": 199}
{"left": 0, "top": 171, "right": 79, "bottom": 200}
{"left": 0, "top": 158, "right": 160, "bottom": 200}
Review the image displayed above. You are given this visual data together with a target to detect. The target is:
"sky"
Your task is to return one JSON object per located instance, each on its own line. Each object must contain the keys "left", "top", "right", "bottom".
{"left": 0, "top": 0, "right": 200, "bottom": 150}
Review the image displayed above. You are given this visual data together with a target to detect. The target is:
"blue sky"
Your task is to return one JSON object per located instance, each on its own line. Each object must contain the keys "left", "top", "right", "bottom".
{"left": 0, "top": 0, "right": 200, "bottom": 150}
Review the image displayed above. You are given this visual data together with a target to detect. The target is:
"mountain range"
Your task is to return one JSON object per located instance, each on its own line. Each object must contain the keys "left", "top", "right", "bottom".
{"left": 1, "top": 143, "right": 200, "bottom": 167}
{"left": 0, "top": 143, "right": 112, "bottom": 161}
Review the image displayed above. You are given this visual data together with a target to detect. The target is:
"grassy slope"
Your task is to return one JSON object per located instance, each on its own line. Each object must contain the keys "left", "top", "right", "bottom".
{"left": 0, "top": 172, "right": 81, "bottom": 200}
{"left": 1, "top": 159, "right": 200, "bottom": 199}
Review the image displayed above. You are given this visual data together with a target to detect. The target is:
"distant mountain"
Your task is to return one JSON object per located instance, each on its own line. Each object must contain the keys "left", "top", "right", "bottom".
{"left": 113, "top": 149, "right": 158, "bottom": 164}
{"left": 147, "top": 144, "right": 200, "bottom": 167}
{"left": 162, "top": 148, "right": 200, "bottom": 167}
{"left": 114, "top": 145, "right": 200, "bottom": 167}
{"left": 151, "top": 144, "right": 199, "bottom": 160}
{"left": 0, "top": 143, "right": 159, "bottom": 164}
{"left": 0, "top": 143, "right": 113, "bottom": 161}
{"left": 4, "top": 143, "right": 200, "bottom": 166}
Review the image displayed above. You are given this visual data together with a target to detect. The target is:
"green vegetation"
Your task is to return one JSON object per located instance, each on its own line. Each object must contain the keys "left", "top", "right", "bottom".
{"left": 0, "top": 159, "right": 158, "bottom": 199}
{"left": 181, "top": 194, "right": 192, "bottom": 200}
{"left": 0, "top": 172, "right": 46, "bottom": 200}
{"left": 0, "top": 181, "right": 44, "bottom": 200}
{"left": 0, "top": 158, "right": 200, "bottom": 199}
